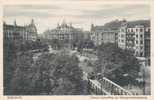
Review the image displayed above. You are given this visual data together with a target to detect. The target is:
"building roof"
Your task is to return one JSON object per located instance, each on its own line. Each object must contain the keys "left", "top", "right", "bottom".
{"left": 3, "top": 20, "right": 37, "bottom": 35}
{"left": 103, "top": 20, "right": 123, "bottom": 30}
{"left": 126, "top": 20, "right": 150, "bottom": 28}
{"left": 92, "top": 19, "right": 150, "bottom": 32}
{"left": 43, "top": 21, "right": 83, "bottom": 35}
{"left": 4, "top": 24, "right": 25, "bottom": 29}
{"left": 92, "top": 20, "right": 123, "bottom": 31}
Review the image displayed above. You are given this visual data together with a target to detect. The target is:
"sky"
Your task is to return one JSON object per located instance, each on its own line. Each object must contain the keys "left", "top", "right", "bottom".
{"left": 3, "top": 2, "right": 150, "bottom": 34}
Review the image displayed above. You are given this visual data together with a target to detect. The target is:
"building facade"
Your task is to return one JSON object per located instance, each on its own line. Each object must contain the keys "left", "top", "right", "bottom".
{"left": 43, "top": 20, "right": 84, "bottom": 48}
{"left": 118, "top": 20, "right": 150, "bottom": 66}
{"left": 44, "top": 23, "right": 72, "bottom": 41}
{"left": 101, "top": 30, "right": 118, "bottom": 44}
{"left": 118, "top": 22, "right": 127, "bottom": 49}
{"left": 90, "top": 25, "right": 102, "bottom": 46}
{"left": 90, "top": 24, "right": 119, "bottom": 46}
{"left": 3, "top": 19, "right": 38, "bottom": 42}
{"left": 118, "top": 20, "right": 150, "bottom": 58}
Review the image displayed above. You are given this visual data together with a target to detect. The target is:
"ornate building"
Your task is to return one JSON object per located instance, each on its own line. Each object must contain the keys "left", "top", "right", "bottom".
{"left": 3, "top": 19, "right": 38, "bottom": 42}
{"left": 44, "top": 21, "right": 73, "bottom": 41}
{"left": 43, "top": 20, "right": 84, "bottom": 48}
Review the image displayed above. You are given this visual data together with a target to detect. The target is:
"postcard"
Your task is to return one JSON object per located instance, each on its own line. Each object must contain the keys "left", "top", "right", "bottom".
{"left": 0, "top": 0, "right": 153, "bottom": 100}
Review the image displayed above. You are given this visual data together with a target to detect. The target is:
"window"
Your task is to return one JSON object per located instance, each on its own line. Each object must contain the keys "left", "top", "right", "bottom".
{"left": 136, "top": 34, "right": 138, "bottom": 38}
{"left": 146, "top": 28, "right": 149, "bottom": 32}
{"left": 140, "top": 52, "right": 143, "bottom": 56}
{"left": 136, "top": 51, "right": 139, "bottom": 56}
{"left": 140, "top": 40, "right": 143, "bottom": 44}
{"left": 131, "top": 29, "right": 134, "bottom": 32}
{"left": 140, "top": 34, "right": 143, "bottom": 38}
{"left": 121, "top": 34, "right": 125, "bottom": 38}
{"left": 140, "top": 28, "right": 143, "bottom": 32}
{"left": 121, "top": 28, "right": 125, "bottom": 32}
{"left": 129, "top": 29, "right": 131, "bottom": 32}
{"left": 136, "top": 40, "right": 138, "bottom": 44}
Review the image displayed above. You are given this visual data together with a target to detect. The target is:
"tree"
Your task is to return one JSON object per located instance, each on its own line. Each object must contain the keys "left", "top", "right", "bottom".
{"left": 5, "top": 47, "right": 88, "bottom": 95}
{"left": 3, "top": 38, "right": 49, "bottom": 95}
{"left": 49, "top": 39, "right": 62, "bottom": 49}
{"left": 3, "top": 39, "right": 20, "bottom": 94}
{"left": 84, "top": 39, "right": 95, "bottom": 49}
{"left": 95, "top": 43, "right": 140, "bottom": 86}
{"left": 33, "top": 51, "right": 87, "bottom": 95}
{"left": 9, "top": 53, "right": 36, "bottom": 95}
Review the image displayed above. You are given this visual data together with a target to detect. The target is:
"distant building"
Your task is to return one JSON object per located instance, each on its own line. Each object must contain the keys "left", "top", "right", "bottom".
{"left": 90, "top": 20, "right": 122, "bottom": 46}
{"left": 83, "top": 31, "right": 91, "bottom": 40}
{"left": 118, "top": 20, "right": 150, "bottom": 65}
{"left": 43, "top": 20, "right": 84, "bottom": 48}
{"left": 3, "top": 19, "right": 38, "bottom": 42}
{"left": 101, "top": 30, "right": 118, "bottom": 44}
{"left": 90, "top": 24, "right": 103, "bottom": 46}
{"left": 44, "top": 21, "right": 73, "bottom": 41}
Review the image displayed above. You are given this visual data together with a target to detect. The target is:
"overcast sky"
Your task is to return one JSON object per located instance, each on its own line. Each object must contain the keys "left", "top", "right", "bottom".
{"left": 3, "top": 2, "right": 150, "bottom": 33}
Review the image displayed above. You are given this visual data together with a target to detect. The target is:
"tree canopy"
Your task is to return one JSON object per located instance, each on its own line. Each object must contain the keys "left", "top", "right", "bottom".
{"left": 34, "top": 52, "right": 86, "bottom": 95}
{"left": 95, "top": 43, "right": 140, "bottom": 86}
{"left": 9, "top": 51, "right": 87, "bottom": 95}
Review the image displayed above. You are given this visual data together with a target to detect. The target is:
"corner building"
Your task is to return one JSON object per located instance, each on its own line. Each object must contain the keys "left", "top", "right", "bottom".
{"left": 3, "top": 19, "right": 38, "bottom": 42}
{"left": 118, "top": 20, "right": 150, "bottom": 65}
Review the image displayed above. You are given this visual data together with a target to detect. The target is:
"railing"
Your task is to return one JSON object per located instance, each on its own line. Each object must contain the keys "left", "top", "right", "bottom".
{"left": 88, "top": 79, "right": 110, "bottom": 95}
{"left": 83, "top": 72, "right": 136, "bottom": 95}
{"left": 100, "top": 77, "right": 133, "bottom": 95}
{"left": 88, "top": 78, "right": 135, "bottom": 95}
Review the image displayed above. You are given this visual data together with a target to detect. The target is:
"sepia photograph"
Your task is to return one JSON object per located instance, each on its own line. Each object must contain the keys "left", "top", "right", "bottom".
{"left": 3, "top": 2, "right": 151, "bottom": 95}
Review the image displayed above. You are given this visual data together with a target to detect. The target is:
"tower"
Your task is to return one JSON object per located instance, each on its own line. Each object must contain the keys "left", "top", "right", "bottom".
{"left": 14, "top": 20, "right": 17, "bottom": 26}
{"left": 62, "top": 19, "right": 65, "bottom": 25}
{"left": 3, "top": 21, "right": 6, "bottom": 25}
{"left": 57, "top": 22, "right": 60, "bottom": 28}
{"left": 31, "top": 19, "right": 34, "bottom": 25}
{"left": 61, "top": 19, "right": 67, "bottom": 27}
{"left": 69, "top": 22, "right": 72, "bottom": 27}
{"left": 91, "top": 23, "right": 95, "bottom": 31}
